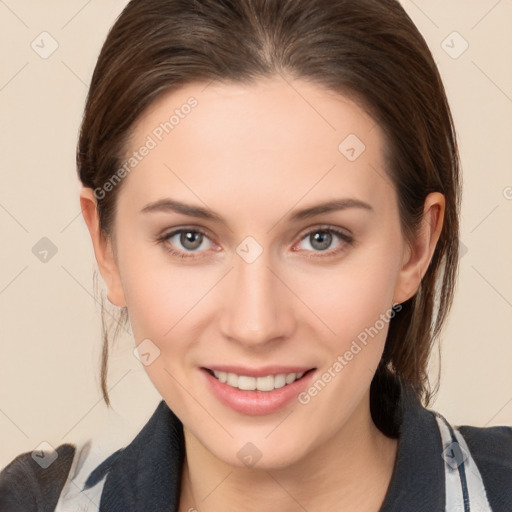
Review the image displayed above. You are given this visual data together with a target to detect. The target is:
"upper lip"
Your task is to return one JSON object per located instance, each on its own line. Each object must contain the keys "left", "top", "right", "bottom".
{"left": 203, "top": 365, "right": 316, "bottom": 377}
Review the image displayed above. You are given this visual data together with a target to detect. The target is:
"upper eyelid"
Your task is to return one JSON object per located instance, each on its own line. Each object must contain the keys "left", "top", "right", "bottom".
{"left": 297, "top": 224, "right": 352, "bottom": 239}
{"left": 294, "top": 226, "right": 353, "bottom": 252}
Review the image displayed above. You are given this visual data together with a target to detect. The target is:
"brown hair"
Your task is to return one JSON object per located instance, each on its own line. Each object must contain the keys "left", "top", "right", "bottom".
{"left": 77, "top": 0, "right": 461, "bottom": 412}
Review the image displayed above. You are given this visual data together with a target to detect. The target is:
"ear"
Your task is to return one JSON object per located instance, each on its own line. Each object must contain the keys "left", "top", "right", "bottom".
{"left": 393, "top": 192, "right": 445, "bottom": 304}
{"left": 80, "top": 188, "right": 126, "bottom": 307}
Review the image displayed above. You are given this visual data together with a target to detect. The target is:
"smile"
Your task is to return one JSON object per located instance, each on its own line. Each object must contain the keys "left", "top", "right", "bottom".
{"left": 202, "top": 367, "right": 317, "bottom": 415}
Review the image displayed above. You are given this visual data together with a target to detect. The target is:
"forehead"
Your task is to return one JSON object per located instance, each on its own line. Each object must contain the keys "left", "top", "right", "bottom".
{"left": 119, "top": 77, "right": 391, "bottom": 216}
{"left": 131, "top": 76, "right": 379, "bottom": 154}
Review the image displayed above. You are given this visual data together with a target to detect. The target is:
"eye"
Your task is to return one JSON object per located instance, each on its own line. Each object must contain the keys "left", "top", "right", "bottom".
{"left": 156, "top": 225, "right": 354, "bottom": 260}
{"left": 294, "top": 226, "right": 354, "bottom": 257}
{"left": 157, "top": 227, "right": 216, "bottom": 259}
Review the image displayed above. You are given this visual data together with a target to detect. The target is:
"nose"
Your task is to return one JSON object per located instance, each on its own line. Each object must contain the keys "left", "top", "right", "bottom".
{"left": 218, "top": 249, "right": 296, "bottom": 349}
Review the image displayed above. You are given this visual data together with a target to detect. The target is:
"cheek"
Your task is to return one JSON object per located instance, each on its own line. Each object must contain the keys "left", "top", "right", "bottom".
{"left": 117, "top": 250, "right": 207, "bottom": 399}
{"left": 114, "top": 231, "right": 193, "bottom": 341}
{"left": 291, "top": 247, "right": 400, "bottom": 349}
{"left": 122, "top": 264, "right": 207, "bottom": 342}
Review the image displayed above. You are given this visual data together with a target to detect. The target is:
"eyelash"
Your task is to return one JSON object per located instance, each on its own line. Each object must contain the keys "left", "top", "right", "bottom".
{"left": 156, "top": 226, "right": 354, "bottom": 260}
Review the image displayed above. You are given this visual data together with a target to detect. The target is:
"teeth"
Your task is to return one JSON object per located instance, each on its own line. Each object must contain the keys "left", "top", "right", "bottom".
{"left": 226, "top": 372, "right": 238, "bottom": 387}
{"left": 238, "top": 375, "right": 256, "bottom": 390}
{"left": 285, "top": 373, "right": 297, "bottom": 384}
{"left": 274, "top": 374, "right": 287, "bottom": 389}
{"left": 258, "top": 375, "right": 276, "bottom": 391}
{"left": 212, "top": 370, "right": 306, "bottom": 391}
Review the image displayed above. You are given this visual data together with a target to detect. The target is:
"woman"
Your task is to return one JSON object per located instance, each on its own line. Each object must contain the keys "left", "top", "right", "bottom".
{"left": 1, "top": 0, "right": 511, "bottom": 510}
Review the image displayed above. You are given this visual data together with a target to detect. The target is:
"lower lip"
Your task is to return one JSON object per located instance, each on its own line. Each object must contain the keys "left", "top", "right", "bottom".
{"left": 201, "top": 368, "right": 316, "bottom": 416}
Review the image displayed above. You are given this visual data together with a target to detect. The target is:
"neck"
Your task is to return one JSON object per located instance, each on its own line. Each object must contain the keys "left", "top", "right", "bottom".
{"left": 178, "top": 390, "right": 398, "bottom": 512}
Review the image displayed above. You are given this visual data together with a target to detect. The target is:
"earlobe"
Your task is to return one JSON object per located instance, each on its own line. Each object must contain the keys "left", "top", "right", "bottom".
{"left": 392, "top": 192, "right": 445, "bottom": 304}
{"left": 80, "top": 188, "right": 126, "bottom": 308}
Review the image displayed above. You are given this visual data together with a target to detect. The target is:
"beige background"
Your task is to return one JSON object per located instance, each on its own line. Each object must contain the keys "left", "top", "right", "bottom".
{"left": 1, "top": 0, "right": 511, "bottom": 468}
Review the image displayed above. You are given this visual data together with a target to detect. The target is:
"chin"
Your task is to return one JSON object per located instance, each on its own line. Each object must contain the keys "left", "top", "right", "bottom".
{"left": 200, "top": 428, "right": 317, "bottom": 471}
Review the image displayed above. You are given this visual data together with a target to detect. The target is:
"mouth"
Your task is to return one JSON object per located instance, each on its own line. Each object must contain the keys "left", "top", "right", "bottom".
{"left": 203, "top": 367, "right": 316, "bottom": 392}
{"left": 201, "top": 366, "right": 318, "bottom": 415}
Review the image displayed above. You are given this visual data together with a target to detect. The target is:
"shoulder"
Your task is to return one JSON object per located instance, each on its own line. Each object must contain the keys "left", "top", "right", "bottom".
{"left": 457, "top": 422, "right": 512, "bottom": 465}
{"left": 0, "top": 440, "right": 124, "bottom": 512}
{"left": 457, "top": 423, "right": 512, "bottom": 511}
{"left": 0, "top": 443, "right": 76, "bottom": 511}
{"left": 433, "top": 410, "right": 512, "bottom": 512}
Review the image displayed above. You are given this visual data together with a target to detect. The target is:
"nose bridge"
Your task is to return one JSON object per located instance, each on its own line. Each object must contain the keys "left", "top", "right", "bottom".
{"left": 219, "top": 245, "right": 293, "bottom": 346}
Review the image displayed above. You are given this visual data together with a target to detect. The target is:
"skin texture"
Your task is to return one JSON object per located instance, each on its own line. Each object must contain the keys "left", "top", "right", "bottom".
{"left": 81, "top": 76, "right": 445, "bottom": 512}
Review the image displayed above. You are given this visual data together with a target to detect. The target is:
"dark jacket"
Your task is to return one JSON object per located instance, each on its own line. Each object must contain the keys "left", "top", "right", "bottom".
{"left": 1, "top": 382, "right": 511, "bottom": 511}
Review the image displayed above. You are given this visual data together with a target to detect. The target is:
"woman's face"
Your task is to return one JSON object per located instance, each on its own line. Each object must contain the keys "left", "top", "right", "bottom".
{"left": 99, "top": 77, "right": 417, "bottom": 468}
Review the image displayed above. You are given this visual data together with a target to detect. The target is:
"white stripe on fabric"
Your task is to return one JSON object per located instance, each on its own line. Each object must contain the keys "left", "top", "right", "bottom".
{"left": 435, "top": 414, "right": 494, "bottom": 512}
{"left": 452, "top": 428, "right": 494, "bottom": 512}
{"left": 54, "top": 439, "right": 107, "bottom": 512}
{"left": 436, "top": 415, "right": 466, "bottom": 511}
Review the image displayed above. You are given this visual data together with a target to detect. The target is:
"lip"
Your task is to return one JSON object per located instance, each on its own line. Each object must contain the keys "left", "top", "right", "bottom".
{"left": 201, "top": 366, "right": 317, "bottom": 416}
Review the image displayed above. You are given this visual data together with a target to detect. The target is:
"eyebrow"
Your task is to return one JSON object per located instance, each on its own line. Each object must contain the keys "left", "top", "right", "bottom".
{"left": 140, "top": 197, "right": 374, "bottom": 223}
